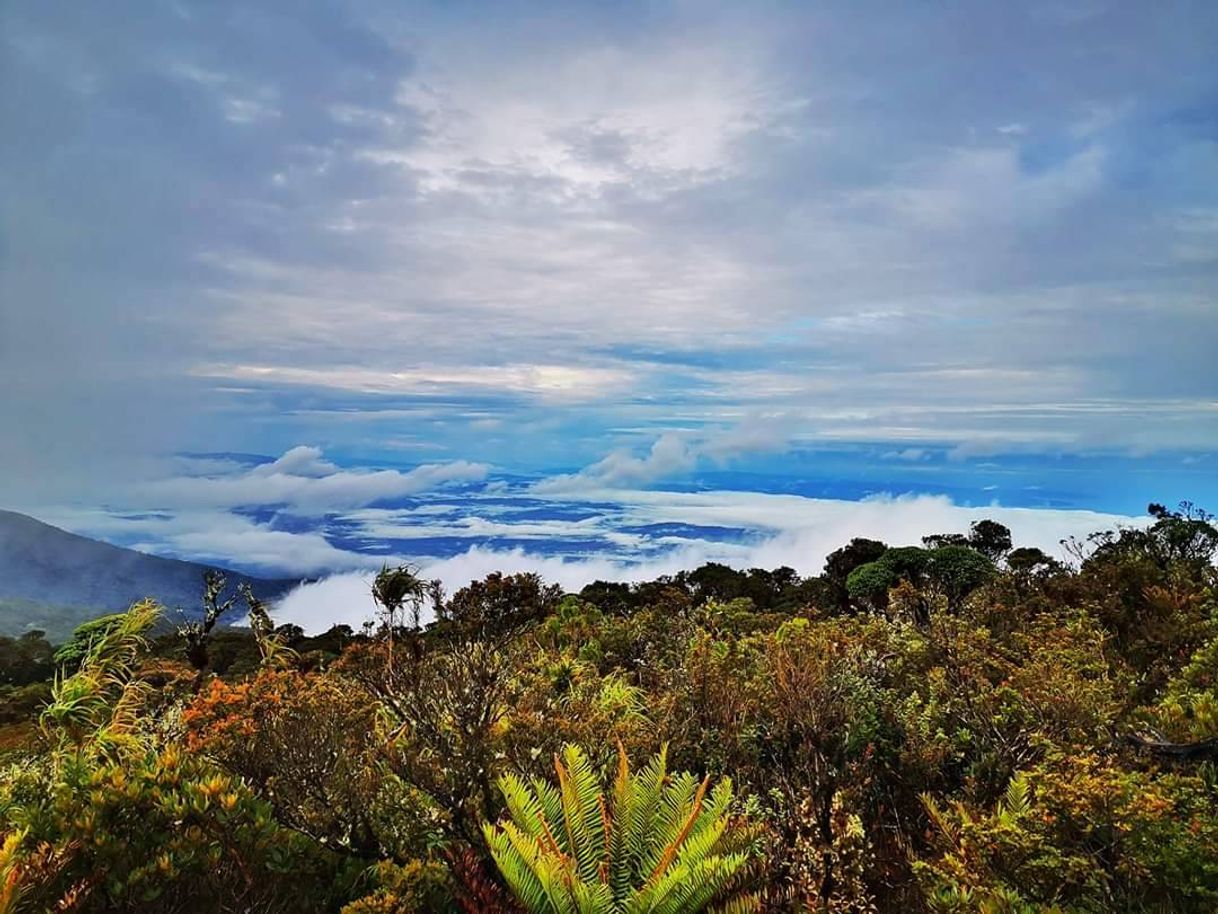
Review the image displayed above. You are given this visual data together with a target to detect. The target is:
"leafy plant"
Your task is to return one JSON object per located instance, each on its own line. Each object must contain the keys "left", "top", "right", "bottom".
{"left": 1, "top": 600, "right": 340, "bottom": 913}
{"left": 484, "top": 743, "right": 758, "bottom": 914}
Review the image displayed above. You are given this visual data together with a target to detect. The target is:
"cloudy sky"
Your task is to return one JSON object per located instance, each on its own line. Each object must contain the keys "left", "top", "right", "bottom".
{"left": 1, "top": 1, "right": 1216, "bottom": 601}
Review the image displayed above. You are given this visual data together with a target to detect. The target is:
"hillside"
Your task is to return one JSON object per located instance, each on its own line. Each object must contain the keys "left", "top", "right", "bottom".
{"left": 0, "top": 509, "right": 297, "bottom": 640}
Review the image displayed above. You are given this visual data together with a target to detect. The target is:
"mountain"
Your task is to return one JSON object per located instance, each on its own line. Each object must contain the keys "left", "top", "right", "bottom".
{"left": 0, "top": 510, "right": 298, "bottom": 641}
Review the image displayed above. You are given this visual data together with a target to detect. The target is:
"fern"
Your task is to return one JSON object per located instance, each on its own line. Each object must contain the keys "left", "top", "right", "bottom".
{"left": 485, "top": 744, "right": 758, "bottom": 914}
{"left": 1001, "top": 774, "right": 1031, "bottom": 819}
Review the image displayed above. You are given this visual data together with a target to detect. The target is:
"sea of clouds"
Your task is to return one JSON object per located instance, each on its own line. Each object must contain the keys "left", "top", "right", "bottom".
{"left": 34, "top": 446, "right": 1143, "bottom": 634}
{"left": 273, "top": 483, "right": 1134, "bottom": 633}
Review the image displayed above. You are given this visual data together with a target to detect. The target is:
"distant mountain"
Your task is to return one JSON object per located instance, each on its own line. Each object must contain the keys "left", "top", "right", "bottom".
{"left": 0, "top": 510, "right": 298, "bottom": 641}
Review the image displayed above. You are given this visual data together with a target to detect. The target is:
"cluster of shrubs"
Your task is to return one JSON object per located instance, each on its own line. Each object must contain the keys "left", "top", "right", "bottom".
{"left": 0, "top": 502, "right": 1216, "bottom": 913}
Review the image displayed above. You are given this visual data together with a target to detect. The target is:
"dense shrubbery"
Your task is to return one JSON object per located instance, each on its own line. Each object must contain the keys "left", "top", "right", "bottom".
{"left": 0, "top": 503, "right": 1215, "bottom": 912}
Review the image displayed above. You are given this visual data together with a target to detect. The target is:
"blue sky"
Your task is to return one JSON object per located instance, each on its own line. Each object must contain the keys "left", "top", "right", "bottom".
{"left": 1, "top": 1, "right": 1216, "bottom": 596}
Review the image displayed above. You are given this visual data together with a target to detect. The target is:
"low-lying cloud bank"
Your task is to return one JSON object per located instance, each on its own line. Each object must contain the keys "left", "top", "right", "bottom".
{"left": 31, "top": 444, "right": 1149, "bottom": 633}
{"left": 143, "top": 446, "right": 490, "bottom": 512}
{"left": 275, "top": 491, "right": 1138, "bottom": 633}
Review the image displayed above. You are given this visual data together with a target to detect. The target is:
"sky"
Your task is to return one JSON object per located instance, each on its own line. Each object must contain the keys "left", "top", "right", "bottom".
{"left": 1, "top": 1, "right": 1216, "bottom": 618}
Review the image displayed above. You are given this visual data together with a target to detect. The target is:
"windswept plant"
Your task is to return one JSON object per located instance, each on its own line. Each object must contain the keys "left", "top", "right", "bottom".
{"left": 238, "top": 583, "right": 298, "bottom": 669}
{"left": 2, "top": 600, "right": 335, "bottom": 912}
{"left": 40, "top": 598, "right": 160, "bottom": 755}
{"left": 484, "top": 743, "right": 759, "bottom": 914}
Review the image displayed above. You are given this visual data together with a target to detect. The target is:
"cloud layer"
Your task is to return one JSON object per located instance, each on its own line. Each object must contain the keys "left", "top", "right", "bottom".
{"left": 142, "top": 446, "right": 488, "bottom": 511}
{"left": 30, "top": 444, "right": 1145, "bottom": 632}
{"left": 272, "top": 488, "right": 1139, "bottom": 633}
{"left": 2, "top": 1, "right": 1216, "bottom": 510}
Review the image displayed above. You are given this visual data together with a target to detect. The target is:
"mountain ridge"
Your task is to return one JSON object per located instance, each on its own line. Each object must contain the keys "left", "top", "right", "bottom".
{"left": 0, "top": 509, "right": 298, "bottom": 640}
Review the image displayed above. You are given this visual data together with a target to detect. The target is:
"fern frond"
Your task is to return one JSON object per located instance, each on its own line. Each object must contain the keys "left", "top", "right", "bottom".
{"left": 487, "top": 743, "right": 753, "bottom": 914}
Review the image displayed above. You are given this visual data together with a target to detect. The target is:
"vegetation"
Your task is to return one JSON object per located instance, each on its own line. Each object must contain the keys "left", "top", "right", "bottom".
{"left": 485, "top": 743, "right": 757, "bottom": 914}
{"left": 0, "top": 503, "right": 1214, "bottom": 912}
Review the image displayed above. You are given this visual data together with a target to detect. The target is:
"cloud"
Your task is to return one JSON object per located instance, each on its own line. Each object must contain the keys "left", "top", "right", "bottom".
{"left": 342, "top": 507, "right": 646, "bottom": 547}
{"left": 275, "top": 572, "right": 383, "bottom": 632}
{"left": 554, "top": 433, "right": 698, "bottom": 489}
{"left": 154, "top": 514, "right": 380, "bottom": 576}
{"left": 252, "top": 446, "right": 338, "bottom": 477}
{"left": 380, "top": 31, "right": 782, "bottom": 198}
{"left": 140, "top": 446, "right": 490, "bottom": 512}
{"left": 196, "top": 363, "right": 638, "bottom": 404}
{"left": 527, "top": 486, "right": 1134, "bottom": 559}
{"left": 537, "top": 422, "right": 796, "bottom": 491}
{"left": 37, "top": 506, "right": 383, "bottom": 577}
{"left": 274, "top": 544, "right": 712, "bottom": 633}
{"left": 2, "top": 1, "right": 1216, "bottom": 513}
{"left": 273, "top": 487, "right": 1142, "bottom": 632}
{"left": 870, "top": 144, "right": 1107, "bottom": 231}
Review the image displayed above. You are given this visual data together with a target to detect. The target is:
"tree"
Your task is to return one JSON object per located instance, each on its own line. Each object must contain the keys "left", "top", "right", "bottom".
{"left": 845, "top": 547, "right": 932, "bottom": 617}
{"left": 845, "top": 546, "right": 992, "bottom": 619}
{"left": 53, "top": 615, "right": 127, "bottom": 671}
{"left": 579, "top": 581, "right": 636, "bottom": 616}
{"left": 4, "top": 600, "right": 331, "bottom": 912}
{"left": 925, "top": 546, "right": 996, "bottom": 610}
{"left": 1005, "top": 546, "right": 1058, "bottom": 574}
{"left": 845, "top": 562, "right": 899, "bottom": 614}
{"left": 0, "top": 630, "right": 54, "bottom": 685}
{"left": 687, "top": 563, "right": 748, "bottom": 605}
{"left": 440, "top": 572, "right": 562, "bottom": 641}
{"left": 484, "top": 744, "right": 759, "bottom": 914}
{"left": 753, "top": 620, "right": 896, "bottom": 908}
{"left": 183, "top": 669, "right": 387, "bottom": 857}
{"left": 179, "top": 570, "right": 240, "bottom": 688}
{"left": 339, "top": 637, "right": 520, "bottom": 847}
{"left": 1077, "top": 502, "right": 1218, "bottom": 572}
{"left": 918, "top": 755, "right": 1218, "bottom": 912}
{"left": 371, "top": 563, "right": 437, "bottom": 668}
{"left": 965, "top": 520, "right": 1012, "bottom": 562}
{"left": 924, "top": 521, "right": 1011, "bottom": 562}
{"left": 921, "top": 533, "right": 969, "bottom": 550}
{"left": 822, "top": 539, "right": 888, "bottom": 613}
{"left": 372, "top": 563, "right": 434, "bottom": 633}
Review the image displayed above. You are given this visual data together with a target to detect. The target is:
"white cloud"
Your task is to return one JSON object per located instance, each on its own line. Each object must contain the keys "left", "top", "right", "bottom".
{"left": 37, "top": 506, "right": 383, "bottom": 577}
{"left": 270, "top": 485, "right": 1143, "bottom": 632}
{"left": 867, "top": 144, "right": 1107, "bottom": 232}
{"left": 197, "top": 363, "right": 638, "bottom": 404}
{"left": 537, "top": 422, "right": 796, "bottom": 492}
{"left": 139, "top": 446, "right": 489, "bottom": 512}
{"left": 342, "top": 507, "right": 646, "bottom": 546}
{"left": 5, "top": 1, "right": 1217, "bottom": 503}
{"left": 383, "top": 37, "right": 784, "bottom": 198}
{"left": 252, "top": 446, "right": 338, "bottom": 478}
{"left": 529, "top": 486, "right": 1133, "bottom": 561}
{"left": 275, "top": 572, "right": 383, "bottom": 633}
{"left": 157, "top": 515, "right": 381, "bottom": 576}
{"left": 541, "top": 433, "right": 698, "bottom": 491}
{"left": 275, "top": 545, "right": 718, "bottom": 633}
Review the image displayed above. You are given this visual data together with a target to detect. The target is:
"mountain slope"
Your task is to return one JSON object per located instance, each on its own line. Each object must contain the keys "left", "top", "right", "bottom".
{"left": 0, "top": 510, "right": 298, "bottom": 640}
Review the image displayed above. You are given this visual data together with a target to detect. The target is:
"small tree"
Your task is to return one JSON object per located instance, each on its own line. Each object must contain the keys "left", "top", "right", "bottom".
{"left": 926, "top": 546, "right": 996, "bottom": 610}
{"left": 822, "top": 538, "right": 888, "bottom": 613}
{"left": 179, "top": 570, "right": 239, "bottom": 689}
{"left": 966, "top": 520, "right": 1012, "bottom": 562}
{"left": 371, "top": 563, "right": 435, "bottom": 666}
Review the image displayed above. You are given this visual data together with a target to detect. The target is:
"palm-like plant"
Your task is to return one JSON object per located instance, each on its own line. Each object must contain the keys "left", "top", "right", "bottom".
{"left": 484, "top": 743, "right": 759, "bottom": 914}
